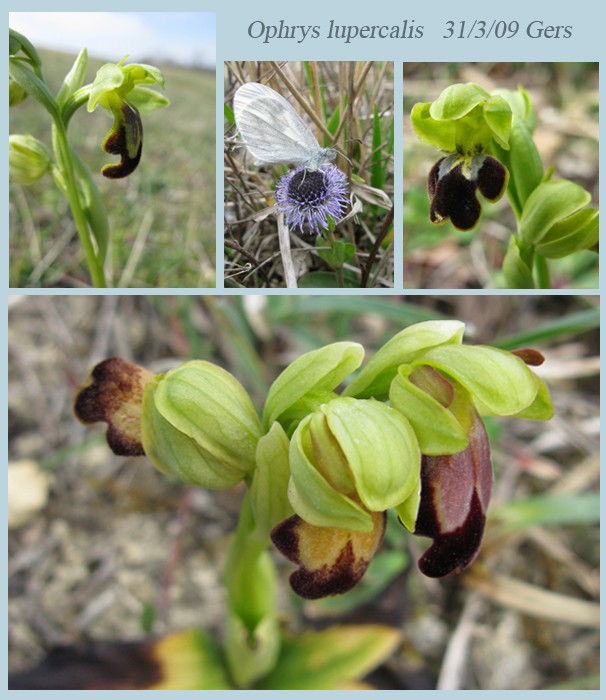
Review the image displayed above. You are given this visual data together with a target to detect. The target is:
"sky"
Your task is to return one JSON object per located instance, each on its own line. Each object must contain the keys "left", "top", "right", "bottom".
{"left": 9, "top": 12, "right": 216, "bottom": 68}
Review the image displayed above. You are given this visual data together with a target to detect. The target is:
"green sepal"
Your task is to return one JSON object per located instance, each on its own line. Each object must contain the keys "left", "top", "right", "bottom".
{"left": 395, "top": 487, "right": 421, "bottom": 532}
{"left": 87, "top": 63, "right": 124, "bottom": 112}
{"left": 429, "top": 82, "right": 490, "bottom": 121}
{"left": 415, "top": 344, "right": 541, "bottom": 416}
{"left": 482, "top": 94, "right": 512, "bottom": 149}
{"left": 389, "top": 365, "right": 469, "bottom": 455}
{"left": 511, "top": 374, "right": 553, "bottom": 421}
{"left": 410, "top": 101, "right": 457, "bottom": 152}
{"left": 320, "top": 398, "right": 420, "bottom": 513}
{"left": 127, "top": 85, "right": 170, "bottom": 114}
{"left": 141, "top": 362, "right": 262, "bottom": 489}
{"left": 142, "top": 380, "right": 249, "bottom": 489}
{"left": 153, "top": 361, "right": 262, "bottom": 470}
{"left": 289, "top": 415, "right": 374, "bottom": 532}
{"left": 262, "top": 341, "right": 364, "bottom": 431}
{"left": 343, "top": 320, "right": 465, "bottom": 400}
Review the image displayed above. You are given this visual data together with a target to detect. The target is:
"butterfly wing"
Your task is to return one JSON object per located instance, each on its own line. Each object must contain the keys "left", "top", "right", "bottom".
{"left": 233, "top": 82, "right": 328, "bottom": 167}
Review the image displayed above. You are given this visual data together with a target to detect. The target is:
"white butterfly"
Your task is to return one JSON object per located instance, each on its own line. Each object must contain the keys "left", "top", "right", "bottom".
{"left": 233, "top": 82, "right": 336, "bottom": 170}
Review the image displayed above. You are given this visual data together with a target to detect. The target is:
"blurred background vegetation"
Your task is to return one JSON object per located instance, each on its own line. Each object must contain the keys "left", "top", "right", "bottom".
{"left": 8, "top": 294, "right": 599, "bottom": 689}
{"left": 9, "top": 50, "right": 216, "bottom": 288}
{"left": 224, "top": 61, "right": 394, "bottom": 289}
{"left": 404, "top": 62, "right": 599, "bottom": 289}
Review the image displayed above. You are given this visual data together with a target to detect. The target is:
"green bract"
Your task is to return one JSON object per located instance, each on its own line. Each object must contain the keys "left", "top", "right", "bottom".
{"left": 249, "top": 423, "right": 294, "bottom": 541}
{"left": 141, "top": 361, "right": 262, "bottom": 489}
{"left": 287, "top": 397, "right": 421, "bottom": 532}
{"left": 502, "top": 236, "right": 536, "bottom": 288}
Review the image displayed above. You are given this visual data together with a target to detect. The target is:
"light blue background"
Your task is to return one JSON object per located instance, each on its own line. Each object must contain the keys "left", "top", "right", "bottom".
{"left": 4, "top": 0, "right": 603, "bottom": 697}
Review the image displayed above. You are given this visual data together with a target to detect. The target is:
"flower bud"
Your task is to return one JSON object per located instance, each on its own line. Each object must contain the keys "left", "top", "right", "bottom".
{"left": 75, "top": 358, "right": 262, "bottom": 490}
{"left": 9, "top": 76, "right": 27, "bottom": 106}
{"left": 9, "top": 134, "right": 52, "bottom": 185}
{"left": 142, "top": 361, "right": 262, "bottom": 489}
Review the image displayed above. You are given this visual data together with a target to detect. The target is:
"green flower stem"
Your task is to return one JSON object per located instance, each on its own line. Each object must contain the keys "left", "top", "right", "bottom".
{"left": 224, "top": 491, "right": 276, "bottom": 627}
{"left": 323, "top": 226, "right": 345, "bottom": 287}
{"left": 223, "top": 490, "right": 281, "bottom": 687}
{"left": 534, "top": 253, "right": 551, "bottom": 289}
{"left": 51, "top": 120, "right": 107, "bottom": 287}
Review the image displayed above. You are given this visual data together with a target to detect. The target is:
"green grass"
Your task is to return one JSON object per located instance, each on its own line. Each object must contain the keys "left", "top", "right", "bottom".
{"left": 10, "top": 49, "right": 216, "bottom": 288}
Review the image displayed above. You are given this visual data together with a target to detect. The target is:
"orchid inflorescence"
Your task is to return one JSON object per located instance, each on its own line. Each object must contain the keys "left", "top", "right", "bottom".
{"left": 9, "top": 29, "right": 168, "bottom": 287}
{"left": 75, "top": 320, "right": 553, "bottom": 600}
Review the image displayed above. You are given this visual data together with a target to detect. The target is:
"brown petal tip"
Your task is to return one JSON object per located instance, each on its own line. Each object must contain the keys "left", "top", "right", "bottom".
{"left": 74, "top": 358, "right": 155, "bottom": 456}
{"left": 271, "top": 512, "right": 386, "bottom": 599}
{"left": 511, "top": 348, "right": 545, "bottom": 366}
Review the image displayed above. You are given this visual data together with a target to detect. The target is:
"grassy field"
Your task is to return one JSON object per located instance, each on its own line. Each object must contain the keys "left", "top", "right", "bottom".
{"left": 10, "top": 50, "right": 216, "bottom": 288}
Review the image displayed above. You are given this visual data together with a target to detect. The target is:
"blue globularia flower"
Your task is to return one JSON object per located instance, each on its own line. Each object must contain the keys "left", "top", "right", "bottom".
{"left": 275, "top": 163, "right": 349, "bottom": 235}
